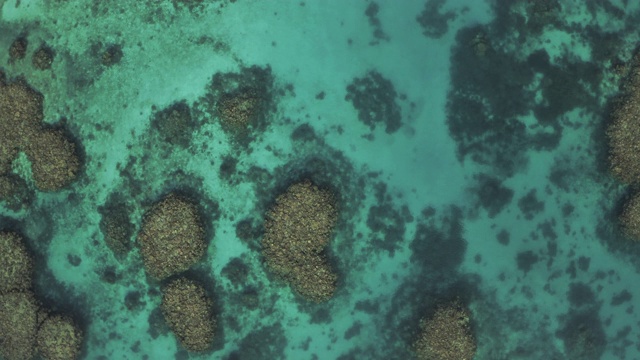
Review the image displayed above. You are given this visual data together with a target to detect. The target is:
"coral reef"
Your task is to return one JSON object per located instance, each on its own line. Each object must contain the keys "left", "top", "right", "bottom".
{"left": 101, "top": 44, "right": 123, "bottom": 66}
{"left": 607, "top": 54, "right": 640, "bottom": 185}
{"left": 619, "top": 193, "right": 640, "bottom": 241}
{"left": 364, "top": 2, "right": 389, "bottom": 44}
{"left": 216, "top": 88, "right": 263, "bottom": 135}
{"left": 557, "top": 310, "right": 606, "bottom": 360}
{"left": 227, "top": 323, "right": 286, "bottom": 360}
{"left": 32, "top": 45, "right": 54, "bottom": 70}
{"left": 150, "top": 100, "right": 195, "bottom": 148}
{"left": 0, "top": 73, "right": 81, "bottom": 192}
{"left": 0, "top": 74, "right": 43, "bottom": 174}
{"left": 606, "top": 53, "right": 640, "bottom": 242}
{"left": 446, "top": 0, "right": 606, "bottom": 176}
{"left": 25, "top": 129, "right": 81, "bottom": 192}
{"left": 197, "top": 65, "right": 276, "bottom": 144}
{"left": 9, "top": 36, "right": 28, "bottom": 62}
{"left": 474, "top": 174, "right": 514, "bottom": 218}
{"left": 416, "top": 0, "right": 457, "bottom": 39}
{"left": 0, "top": 230, "right": 84, "bottom": 359}
{"left": 0, "top": 174, "right": 33, "bottom": 211}
{"left": 345, "top": 70, "right": 402, "bottom": 134}
{"left": 0, "top": 231, "right": 33, "bottom": 295}
{"left": 413, "top": 300, "right": 476, "bottom": 360}
{"left": 36, "top": 315, "right": 83, "bottom": 360}
{"left": 137, "top": 193, "right": 206, "bottom": 279}
{"left": 262, "top": 180, "right": 338, "bottom": 302}
{"left": 161, "top": 277, "right": 215, "bottom": 352}
{"left": 0, "top": 291, "right": 40, "bottom": 360}
{"left": 98, "top": 196, "right": 134, "bottom": 257}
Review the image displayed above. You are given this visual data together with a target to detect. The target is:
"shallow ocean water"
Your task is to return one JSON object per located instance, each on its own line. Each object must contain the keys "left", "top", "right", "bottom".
{"left": 1, "top": 0, "right": 640, "bottom": 359}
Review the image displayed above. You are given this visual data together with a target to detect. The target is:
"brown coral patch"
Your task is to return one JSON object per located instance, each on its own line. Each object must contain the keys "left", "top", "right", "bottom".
{"left": 161, "top": 277, "right": 215, "bottom": 352}
{"left": 607, "top": 54, "right": 640, "bottom": 185}
{"left": 262, "top": 180, "right": 338, "bottom": 302}
{"left": 137, "top": 193, "right": 206, "bottom": 279}
{"left": 0, "top": 291, "right": 39, "bottom": 360}
{"left": 620, "top": 193, "right": 640, "bottom": 241}
{"left": 0, "top": 231, "right": 33, "bottom": 295}
{"left": 216, "top": 88, "right": 263, "bottom": 135}
{"left": 413, "top": 300, "right": 476, "bottom": 360}
{"left": 25, "top": 129, "right": 81, "bottom": 192}
{"left": 0, "top": 74, "right": 81, "bottom": 192}
{"left": 36, "top": 314, "right": 83, "bottom": 360}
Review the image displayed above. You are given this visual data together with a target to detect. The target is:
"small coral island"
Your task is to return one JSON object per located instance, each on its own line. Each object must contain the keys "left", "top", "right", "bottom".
{"left": 0, "top": 232, "right": 83, "bottom": 360}
{"left": 413, "top": 300, "right": 476, "bottom": 360}
{"left": 262, "top": 180, "right": 339, "bottom": 302}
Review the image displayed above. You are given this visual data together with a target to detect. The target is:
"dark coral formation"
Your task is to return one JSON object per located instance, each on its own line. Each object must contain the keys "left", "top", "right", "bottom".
{"left": 0, "top": 231, "right": 33, "bottom": 295}
{"left": 364, "top": 2, "right": 389, "bottom": 44}
{"left": 101, "top": 44, "right": 123, "bottom": 66}
{"left": 516, "top": 251, "right": 539, "bottom": 274}
{"left": 9, "top": 36, "right": 28, "bottom": 62}
{"left": 413, "top": 300, "right": 476, "bottom": 360}
{"left": 98, "top": 194, "right": 134, "bottom": 257}
{"left": 474, "top": 174, "right": 513, "bottom": 218}
{"left": 0, "top": 174, "right": 33, "bottom": 211}
{"left": 517, "top": 189, "right": 545, "bottom": 220}
{"left": 524, "top": 0, "right": 561, "bottom": 34}
{"left": 151, "top": 100, "right": 196, "bottom": 148}
{"left": 161, "top": 277, "right": 215, "bottom": 352}
{"left": 32, "top": 44, "right": 55, "bottom": 70}
{"left": 197, "top": 65, "right": 276, "bottom": 143}
{"left": 0, "top": 73, "right": 81, "bottom": 192}
{"left": 235, "top": 217, "right": 262, "bottom": 246}
{"left": 137, "top": 193, "right": 206, "bottom": 279}
{"left": 366, "top": 182, "right": 413, "bottom": 256}
{"left": 227, "top": 323, "right": 286, "bottom": 360}
{"left": 556, "top": 310, "right": 606, "bottom": 360}
{"left": 446, "top": 0, "right": 606, "bottom": 177}
{"left": 416, "top": 0, "right": 457, "bottom": 39}
{"left": 171, "top": 0, "right": 209, "bottom": 13}
{"left": 345, "top": 70, "right": 402, "bottom": 134}
{"left": 36, "top": 314, "right": 83, "bottom": 360}
{"left": 410, "top": 206, "right": 466, "bottom": 274}
{"left": 25, "top": 129, "right": 81, "bottom": 191}
{"left": 262, "top": 180, "right": 338, "bottom": 302}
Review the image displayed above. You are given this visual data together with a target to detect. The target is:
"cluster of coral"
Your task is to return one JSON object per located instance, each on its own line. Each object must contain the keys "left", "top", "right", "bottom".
{"left": 150, "top": 101, "right": 195, "bottom": 148}
{"left": 345, "top": 70, "right": 402, "bottom": 134}
{"left": 196, "top": 65, "right": 274, "bottom": 143}
{"left": 0, "top": 231, "right": 83, "bottom": 360}
{"left": 607, "top": 54, "right": 640, "bottom": 240}
{"left": 36, "top": 315, "right": 84, "bottom": 360}
{"left": 607, "top": 55, "right": 640, "bottom": 184}
{"left": 9, "top": 37, "right": 28, "bottom": 63}
{"left": 413, "top": 300, "right": 476, "bottom": 360}
{"left": 136, "top": 193, "right": 216, "bottom": 351}
{"left": 0, "top": 72, "right": 80, "bottom": 194}
{"left": 8, "top": 36, "right": 55, "bottom": 70}
{"left": 216, "top": 88, "right": 264, "bottom": 135}
{"left": 137, "top": 193, "right": 206, "bottom": 279}
{"left": 161, "top": 277, "right": 216, "bottom": 352}
{"left": 98, "top": 200, "right": 134, "bottom": 257}
{"left": 262, "top": 180, "right": 339, "bottom": 302}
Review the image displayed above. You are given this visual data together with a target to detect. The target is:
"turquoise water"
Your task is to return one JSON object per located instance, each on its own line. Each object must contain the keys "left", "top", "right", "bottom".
{"left": 1, "top": 0, "right": 640, "bottom": 359}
